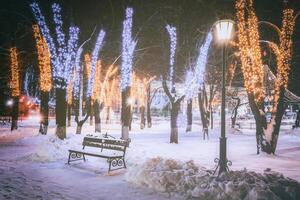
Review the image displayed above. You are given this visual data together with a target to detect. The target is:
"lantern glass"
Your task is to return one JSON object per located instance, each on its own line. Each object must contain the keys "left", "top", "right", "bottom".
{"left": 215, "top": 20, "right": 234, "bottom": 42}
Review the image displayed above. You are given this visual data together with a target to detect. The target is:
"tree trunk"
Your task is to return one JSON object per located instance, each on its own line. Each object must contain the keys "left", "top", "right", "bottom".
{"left": 121, "top": 86, "right": 131, "bottom": 140}
{"left": 55, "top": 88, "right": 67, "bottom": 139}
{"left": 89, "top": 102, "right": 94, "bottom": 125}
{"left": 67, "top": 103, "right": 72, "bottom": 127}
{"left": 186, "top": 99, "right": 192, "bottom": 132}
{"left": 269, "top": 88, "right": 286, "bottom": 154}
{"left": 231, "top": 97, "right": 240, "bottom": 128}
{"left": 140, "top": 106, "right": 145, "bottom": 129}
{"left": 76, "top": 124, "right": 82, "bottom": 134}
{"left": 39, "top": 91, "right": 49, "bottom": 135}
{"left": 75, "top": 99, "right": 90, "bottom": 135}
{"left": 198, "top": 92, "right": 209, "bottom": 139}
{"left": 146, "top": 86, "right": 152, "bottom": 128}
{"left": 94, "top": 100, "right": 102, "bottom": 133}
{"left": 210, "top": 106, "right": 213, "bottom": 129}
{"left": 170, "top": 102, "right": 180, "bottom": 143}
{"left": 11, "top": 96, "right": 19, "bottom": 131}
{"left": 105, "top": 106, "right": 110, "bottom": 124}
{"left": 295, "top": 109, "right": 300, "bottom": 128}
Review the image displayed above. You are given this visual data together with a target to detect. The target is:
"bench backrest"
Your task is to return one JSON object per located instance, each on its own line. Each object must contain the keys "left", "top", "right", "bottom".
{"left": 82, "top": 137, "right": 127, "bottom": 153}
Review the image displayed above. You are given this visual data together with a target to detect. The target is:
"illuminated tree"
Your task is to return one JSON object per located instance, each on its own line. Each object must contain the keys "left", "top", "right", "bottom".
{"left": 235, "top": 0, "right": 296, "bottom": 154}
{"left": 120, "top": 7, "right": 137, "bottom": 140}
{"left": 193, "top": 32, "right": 213, "bottom": 137}
{"left": 9, "top": 47, "right": 21, "bottom": 131}
{"left": 73, "top": 30, "right": 106, "bottom": 134}
{"left": 98, "top": 65, "right": 118, "bottom": 132}
{"left": 30, "top": 3, "right": 79, "bottom": 139}
{"left": 163, "top": 25, "right": 185, "bottom": 144}
{"left": 32, "top": 24, "right": 52, "bottom": 135}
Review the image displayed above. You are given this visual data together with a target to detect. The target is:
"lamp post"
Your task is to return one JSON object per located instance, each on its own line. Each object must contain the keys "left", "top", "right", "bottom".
{"left": 214, "top": 19, "right": 234, "bottom": 174}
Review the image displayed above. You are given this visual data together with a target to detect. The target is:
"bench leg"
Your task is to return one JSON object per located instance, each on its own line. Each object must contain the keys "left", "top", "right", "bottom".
{"left": 83, "top": 154, "right": 86, "bottom": 162}
{"left": 123, "top": 158, "right": 126, "bottom": 169}
{"left": 68, "top": 152, "right": 71, "bottom": 164}
{"left": 108, "top": 159, "right": 112, "bottom": 172}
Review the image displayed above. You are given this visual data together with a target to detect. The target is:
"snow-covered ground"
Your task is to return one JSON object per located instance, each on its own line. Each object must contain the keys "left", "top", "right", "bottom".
{"left": 0, "top": 116, "right": 300, "bottom": 199}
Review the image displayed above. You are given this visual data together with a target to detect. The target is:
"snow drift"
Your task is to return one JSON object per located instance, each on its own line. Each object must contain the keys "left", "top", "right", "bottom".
{"left": 126, "top": 157, "right": 300, "bottom": 200}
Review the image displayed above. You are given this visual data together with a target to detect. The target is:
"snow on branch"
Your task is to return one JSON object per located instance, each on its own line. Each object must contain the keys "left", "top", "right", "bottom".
{"left": 87, "top": 30, "right": 106, "bottom": 97}
{"left": 121, "top": 7, "right": 137, "bottom": 91}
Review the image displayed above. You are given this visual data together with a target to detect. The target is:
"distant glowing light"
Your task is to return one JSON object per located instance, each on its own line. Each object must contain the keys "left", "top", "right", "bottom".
{"left": 6, "top": 99, "right": 13, "bottom": 106}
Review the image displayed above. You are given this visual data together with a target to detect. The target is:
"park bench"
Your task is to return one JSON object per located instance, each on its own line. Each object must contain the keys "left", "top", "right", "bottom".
{"left": 67, "top": 136, "right": 128, "bottom": 172}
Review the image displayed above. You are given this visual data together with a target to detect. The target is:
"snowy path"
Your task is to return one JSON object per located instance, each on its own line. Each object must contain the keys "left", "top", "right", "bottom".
{"left": 1, "top": 118, "right": 300, "bottom": 199}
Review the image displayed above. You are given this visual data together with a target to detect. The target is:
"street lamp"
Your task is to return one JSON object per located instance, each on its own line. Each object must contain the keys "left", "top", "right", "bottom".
{"left": 214, "top": 19, "right": 234, "bottom": 175}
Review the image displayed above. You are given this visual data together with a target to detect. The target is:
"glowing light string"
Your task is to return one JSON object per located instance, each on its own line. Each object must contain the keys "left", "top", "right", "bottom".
{"left": 30, "top": 3, "right": 79, "bottom": 89}
{"left": 10, "top": 47, "right": 21, "bottom": 97}
{"left": 195, "top": 32, "right": 212, "bottom": 88}
{"left": 87, "top": 30, "right": 106, "bottom": 97}
{"left": 166, "top": 25, "right": 177, "bottom": 90}
{"left": 121, "top": 7, "right": 137, "bottom": 91}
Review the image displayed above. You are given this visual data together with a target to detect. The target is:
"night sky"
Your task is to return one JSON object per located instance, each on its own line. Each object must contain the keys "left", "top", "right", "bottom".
{"left": 0, "top": 0, "right": 300, "bottom": 111}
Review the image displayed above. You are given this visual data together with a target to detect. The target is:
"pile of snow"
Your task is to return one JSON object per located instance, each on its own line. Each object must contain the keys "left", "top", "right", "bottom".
{"left": 126, "top": 157, "right": 300, "bottom": 200}
{"left": 19, "top": 134, "right": 83, "bottom": 162}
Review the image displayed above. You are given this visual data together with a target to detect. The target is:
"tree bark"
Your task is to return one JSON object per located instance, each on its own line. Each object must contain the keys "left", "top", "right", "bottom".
{"left": 67, "top": 103, "right": 72, "bottom": 127}
{"left": 39, "top": 91, "right": 49, "bottom": 135}
{"left": 186, "top": 99, "right": 192, "bottom": 132}
{"left": 94, "top": 100, "right": 103, "bottom": 133}
{"left": 11, "top": 96, "right": 19, "bottom": 131}
{"left": 170, "top": 102, "right": 181, "bottom": 143}
{"left": 198, "top": 92, "right": 209, "bottom": 139}
{"left": 105, "top": 106, "right": 110, "bottom": 124}
{"left": 75, "top": 99, "right": 90, "bottom": 135}
{"left": 247, "top": 88, "right": 285, "bottom": 154}
{"left": 55, "top": 88, "right": 67, "bottom": 139}
{"left": 146, "top": 85, "right": 152, "bottom": 128}
{"left": 140, "top": 106, "right": 145, "bottom": 129}
{"left": 294, "top": 109, "right": 300, "bottom": 128}
{"left": 231, "top": 96, "right": 240, "bottom": 128}
{"left": 121, "top": 86, "right": 131, "bottom": 140}
{"left": 89, "top": 102, "right": 94, "bottom": 125}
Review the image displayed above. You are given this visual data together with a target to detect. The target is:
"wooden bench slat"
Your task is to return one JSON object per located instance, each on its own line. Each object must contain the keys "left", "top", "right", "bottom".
{"left": 68, "top": 136, "right": 130, "bottom": 173}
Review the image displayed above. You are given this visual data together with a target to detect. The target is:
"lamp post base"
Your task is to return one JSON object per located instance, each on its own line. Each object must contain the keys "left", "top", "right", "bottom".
{"left": 213, "top": 137, "right": 232, "bottom": 175}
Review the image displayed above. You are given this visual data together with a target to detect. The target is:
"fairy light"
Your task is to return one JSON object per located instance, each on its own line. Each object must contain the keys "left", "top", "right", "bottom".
{"left": 84, "top": 54, "right": 91, "bottom": 79}
{"left": 91, "top": 60, "right": 102, "bottom": 101}
{"left": 269, "top": 8, "right": 295, "bottom": 111}
{"left": 185, "top": 69, "right": 194, "bottom": 100}
{"left": 87, "top": 30, "right": 106, "bottom": 97}
{"left": 65, "top": 27, "right": 80, "bottom": 84}
{"left": 195, "top": 32, "right": 212, "bottom": 88}
{"left": 121, "top": 7, "right": 137, "bottom": 91}
{"left": 10, "top": 47, "right": 20, "bottom": 97}
{"left": 30, "top": 2, "right": 79, "bottom": 89}
{"left": 73, "top": 47, "right": 83, "bottom": 99}
{"left": 67, "top": 68, "right": 76, "bottom": 105}
{"left": 235, "top": 0, "right": 264, "bottom": 103}
{"left": 52, "top": 3, "right": 65, "bottom": 71}
{"left": 166, "top": 25, "right": 177, "bottom": 89}
{"left": 100, "top": 65, "right": 118, "bottom": 103}
{"left": 236, "top": 0, "right": 295, "bottom": 109}
{"left": 32, "top": 25, "right": 52, "bottom": 92}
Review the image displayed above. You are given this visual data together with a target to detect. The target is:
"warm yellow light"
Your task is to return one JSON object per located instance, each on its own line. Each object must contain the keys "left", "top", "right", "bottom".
{"left": 215, "top": 20, "right": 234, "bottom": 42}
{"left": 32, "top": 25, "right": 52, "bottom": 92}
{"left": 10, "top": 47, "right": 21, "bottom": 97}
